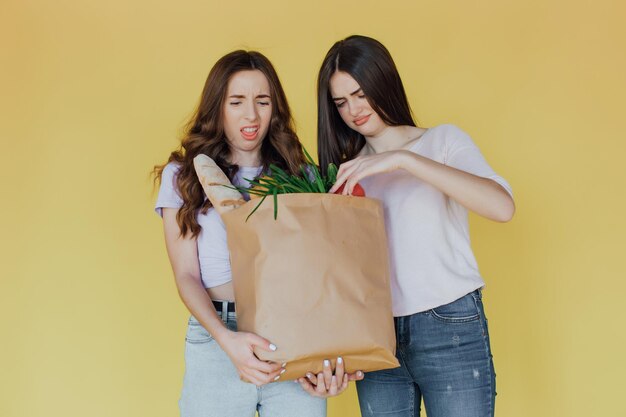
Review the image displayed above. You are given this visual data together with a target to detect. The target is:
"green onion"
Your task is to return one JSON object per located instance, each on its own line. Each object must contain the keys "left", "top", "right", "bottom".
{"left": 227, "top": 146, "right": 340, "bottom": 220}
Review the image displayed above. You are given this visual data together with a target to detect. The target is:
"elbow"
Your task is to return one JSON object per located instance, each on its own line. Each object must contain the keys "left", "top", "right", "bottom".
{"left": 173, "top": 271, "right": 203, "bottom": 292}
{"left": 487, "top": 181, "right": 515, "bottom": 223}
{"left": 493, "top": 197, "right": 515, "bottom": 223}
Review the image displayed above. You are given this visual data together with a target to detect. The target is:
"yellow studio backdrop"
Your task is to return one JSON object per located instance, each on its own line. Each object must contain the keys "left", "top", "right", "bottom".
{"left": 1, "top": 0, "right": 624, "bottom": 416}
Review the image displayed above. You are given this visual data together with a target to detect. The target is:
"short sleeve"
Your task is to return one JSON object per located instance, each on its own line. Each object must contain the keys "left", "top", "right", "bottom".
{"left": 155, "top": 162, "right": 184, "bottom": 217}
{"left": 443, "top": 125, "right": 514, "bottom": 199}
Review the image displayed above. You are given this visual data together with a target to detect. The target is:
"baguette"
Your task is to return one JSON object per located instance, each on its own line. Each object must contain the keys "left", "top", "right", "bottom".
{"left": 193, "top": 154, "right": 246, "bottom": 215}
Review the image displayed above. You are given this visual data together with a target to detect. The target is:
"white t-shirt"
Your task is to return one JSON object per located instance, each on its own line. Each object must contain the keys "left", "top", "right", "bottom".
{"left": 155, "top": 163, "right": 262, "bottom": 289}
{"left": 358, "top": 124, "right": 513, "bottom": 316}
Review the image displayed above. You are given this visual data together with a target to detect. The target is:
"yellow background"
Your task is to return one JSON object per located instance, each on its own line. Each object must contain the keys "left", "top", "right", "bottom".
{"left": 1, "top": 0, "right": 624, "bottom": 416}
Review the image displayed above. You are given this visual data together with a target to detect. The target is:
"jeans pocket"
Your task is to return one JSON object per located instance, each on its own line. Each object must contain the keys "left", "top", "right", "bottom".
{"left": 430, "top": 292, "right": 480, "bottom": 323}
{"left": 185, "top": 316, "right": 215, "bottom": 344}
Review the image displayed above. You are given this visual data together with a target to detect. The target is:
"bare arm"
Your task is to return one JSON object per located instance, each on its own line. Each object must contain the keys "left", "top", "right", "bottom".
{"left": 162, "top": 208, "right": 284, "bottom": 385}
{"left": 162, "top": 208, "right": 229, "bottom": 338}
{"left": 331, "top": 150, "right": 515, "bottom": 222}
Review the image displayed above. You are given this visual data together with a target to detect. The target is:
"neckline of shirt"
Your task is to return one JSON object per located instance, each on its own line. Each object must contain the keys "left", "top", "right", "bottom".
{"left": 407, "top": 126, "right": 435, "bottom": 153}
{"left": 237, "top": 165, "right": 263, "bottom": 172}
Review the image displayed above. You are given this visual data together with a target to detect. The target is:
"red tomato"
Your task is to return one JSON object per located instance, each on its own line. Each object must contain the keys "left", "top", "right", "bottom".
{"left": 334, "top": 183, "right": 366, "bottom": 197}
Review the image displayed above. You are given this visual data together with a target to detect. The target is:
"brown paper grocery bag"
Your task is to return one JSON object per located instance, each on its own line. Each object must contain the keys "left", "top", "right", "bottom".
{"left": 221, "top": 193, "right": 400, "bottom": 380}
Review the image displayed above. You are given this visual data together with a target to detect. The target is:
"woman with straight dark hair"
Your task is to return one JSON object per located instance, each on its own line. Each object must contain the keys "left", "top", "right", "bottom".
{"left": 312, "top": 35, "right": 515, "bottom": 417}
{"left": 153, "top": 50, "right": 350, "bottom": 416}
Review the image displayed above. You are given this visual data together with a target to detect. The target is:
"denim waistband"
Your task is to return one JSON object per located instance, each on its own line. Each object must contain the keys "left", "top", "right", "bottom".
{"left": 212, "top": 299, "right": 236, "bottom": 323}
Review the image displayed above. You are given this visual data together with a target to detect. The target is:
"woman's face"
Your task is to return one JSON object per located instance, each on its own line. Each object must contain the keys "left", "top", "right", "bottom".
{"left": 223, "top": 70, "right": 272, "bottom": 164}
{"left": 329, "top": 71, "right": 386, "bottom": 137}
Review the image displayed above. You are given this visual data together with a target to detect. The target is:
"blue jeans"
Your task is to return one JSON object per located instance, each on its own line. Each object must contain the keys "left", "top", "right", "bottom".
{"left": 179, "top": 315, "right": 326, "bottom": 417}
{"left": 356, "top": 290, "right": 496, "bottom": 417}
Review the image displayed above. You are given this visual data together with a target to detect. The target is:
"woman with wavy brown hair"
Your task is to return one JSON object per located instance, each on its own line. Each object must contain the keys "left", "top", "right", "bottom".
{"left": 153, "top": 50, "right": 340, "bottom": 416}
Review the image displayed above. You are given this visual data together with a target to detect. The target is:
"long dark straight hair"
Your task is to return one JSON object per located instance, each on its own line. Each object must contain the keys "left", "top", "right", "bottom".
{"left": 154, "top": 50, "right": 305, "bottom": 237}
{"left": 317, "top": 35, "right": 417, "bottom": 174}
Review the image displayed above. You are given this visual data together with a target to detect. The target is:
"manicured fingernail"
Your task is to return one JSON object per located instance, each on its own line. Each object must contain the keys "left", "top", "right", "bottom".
{"left": 306, "top": 373, "right": 313, "bottom": 379}
{"left": 274, "top": 375, "right": 280, "bottom": 381}
{"left": 280, "top": 369, "right": 286, "bottom": 375}
{"left": 269, "top": 344, "right": 277, "bottom": 351}
{"left": 337, "top": 357, "right": 343, "bottom": 364}
{"left": 324, "top": 359, "right": 330, "bottom": 367}
{"left": 357, "top": 371, "right": 363, "bottom": 377}
{"left": 281, "top": 362, "right": 287, "bottom": 367}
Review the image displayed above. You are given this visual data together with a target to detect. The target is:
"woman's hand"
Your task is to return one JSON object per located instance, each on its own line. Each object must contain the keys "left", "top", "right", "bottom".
{"left": 297, "top": 357, "right": 364, "bottom": 398}
{"left": 217, "top": 330, "right": 286, "bottom": 386}
{"left": 163, "top": 207, "right": 285, "bottom": 386}
{"left": 329, "top": 150, "right": 515, "bottom": 222}
{"left": 329, "top": 151, "right": 408, "bottom": 195}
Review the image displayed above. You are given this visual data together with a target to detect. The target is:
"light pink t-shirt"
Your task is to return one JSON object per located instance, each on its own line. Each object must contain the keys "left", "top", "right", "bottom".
{"left": 155, "top": 163, "right": 262, "bottom": 288}
{"left": 358, "top": 124, "right": 514, "bottom": 316}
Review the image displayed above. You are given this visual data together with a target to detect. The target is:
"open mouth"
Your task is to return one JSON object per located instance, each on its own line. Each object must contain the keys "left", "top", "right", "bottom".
{"left": 241, "top": 126, "right": 259, "bottom": 140}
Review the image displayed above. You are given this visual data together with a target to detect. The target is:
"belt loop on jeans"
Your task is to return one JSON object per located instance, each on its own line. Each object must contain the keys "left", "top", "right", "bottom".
{"left": 221, "top": 301, "right": 228, "bottom": 323}
{"left": 212, "top": 299, "right": 236, "bottom": 322}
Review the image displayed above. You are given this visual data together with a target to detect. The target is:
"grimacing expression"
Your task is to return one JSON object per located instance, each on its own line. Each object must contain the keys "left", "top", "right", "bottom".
{"left": 329, "top": 71, "right": 386, "bottom": 137}
{"left": 223, "top": 70, "right": 272, "bottom": 163}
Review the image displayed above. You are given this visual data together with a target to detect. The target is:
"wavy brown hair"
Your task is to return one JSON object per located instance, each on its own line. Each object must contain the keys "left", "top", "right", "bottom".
{"left": 317, "top": 35, "right": 417, "bottom": 175}
{"left": 154, "top": 50, "right": 305, "bottom": 237}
